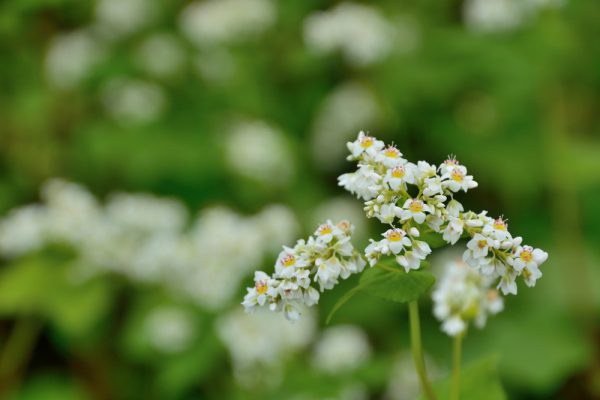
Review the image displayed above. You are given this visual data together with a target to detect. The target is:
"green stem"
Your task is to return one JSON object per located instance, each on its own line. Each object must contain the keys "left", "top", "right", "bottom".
{"left": 0, "top": 317, "right": 42, "bottom": 395}
{"left": 451, "top": 333, "right": 463, "bottom": 400}
{"left": 408, "top": 301, "right": 437, "bottom": 400}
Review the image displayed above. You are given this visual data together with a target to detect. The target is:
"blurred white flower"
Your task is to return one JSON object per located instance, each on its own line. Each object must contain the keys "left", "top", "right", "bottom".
{"left": 45, "top": 30, "right": 105, "bottom": 90}
{"left": 217, "top": 307, "right": 316, "bottom": 385}
{"left": 304, "top": 3, "right": 398, "bottom": 67}
{"left": 134, "top": 33, "right": 186, "bottom": 79}
{"left": 0, "top": 180, "right": 299, "bottom": 311}
{"left": 384, "top": 353, "right": 441, "bottom": 400}
{"left": 225, "top": 120, "right": 294, "bottom": 185}
{"left": 311, "top": 325, "right": 372, "bottom": 373}
{"left": 179, "top": 0, "right": 276, "bottom": 47}
{"left": 145, "top": 306, "right": 195, "bottom": 354}
{"left": 0, "top": 206, "right": 47, "bottom": 257}
{"left": 310, "top": 82, "right": 384, "bottom": 171}
{"left": 432, "top": 258, "right": 504, "bottom": 337}
{"left": 463, "top": 0, "right": 566, "bottom": 33}
{"left": 42, "top": 179, "right": 103, "bottom": 246}
{"left": 106, "top": 193, "right": 187, "bottom": 234}
{"left": 101, "top": 78, "right": 167, "bottom": 124}
{"left": 463, "top": 0, "right": 522, "bottom": 32}
{"left": 95, "top": 0, "right": 156, "bottom": 39}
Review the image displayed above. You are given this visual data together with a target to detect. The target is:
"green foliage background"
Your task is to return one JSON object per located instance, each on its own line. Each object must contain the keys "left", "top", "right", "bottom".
{"left": 0, "top": 0, "right": 599, "bottom": 399}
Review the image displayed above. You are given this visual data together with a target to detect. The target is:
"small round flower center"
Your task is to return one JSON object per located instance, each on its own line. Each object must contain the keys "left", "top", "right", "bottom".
{"left": 360, "top": 136, "right": 374, "bottom": 148}
{"left": 520, "top": 250, "right": 532, "bottom": 263}
{"left": 451, "top": 170, "right": 464, "bottom": 182}
{"left": 318, "top": 224, "right": 333, "bottom": 236}
{"left": 477, "top": 239, "right": 487, "bottom": 249}
{"left": 282, "top": 254, "right": 296, "bottom": 267}
{"left": 408, "top": 200, "right": 423, "bottom": 213}
{"left": 255, "top": 281, "right": 268, "bottom": 294}
{"left": 391, "top": 166, "right": 405, "bottom": 178}
{"left": 386, "top": 229, "right": 404, "bottom": 242}
{"left": 384, "top": 146, "right": 400, "bottom": 158}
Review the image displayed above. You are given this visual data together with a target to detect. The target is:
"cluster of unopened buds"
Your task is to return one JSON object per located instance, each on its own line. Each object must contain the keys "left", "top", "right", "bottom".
{"left": 244, "top": 131, "right": 548, "bottom": 331}
{"left": 242, "top": 220, "right": 365, "bottom": 320}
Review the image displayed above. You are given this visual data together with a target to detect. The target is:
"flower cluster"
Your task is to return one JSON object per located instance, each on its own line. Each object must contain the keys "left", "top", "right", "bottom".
{"left": 340, "top": 131, "right": 548, "bottom": 295}
{"left": 0, "top": 179, "right": 299, "bottom": 310}
{"left": 432, "top": 259, "right": 504, "bottom": 336}
{"left": 242, "top": 220, "right": 365, "bottom": 320}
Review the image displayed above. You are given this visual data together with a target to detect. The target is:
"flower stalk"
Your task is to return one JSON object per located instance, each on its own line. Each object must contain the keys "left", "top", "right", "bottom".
{"left": 451, "top": 332, "right": 463, "bottom": 400}
{"left": 409, "top": 300, "right": 436, "bottom": 400}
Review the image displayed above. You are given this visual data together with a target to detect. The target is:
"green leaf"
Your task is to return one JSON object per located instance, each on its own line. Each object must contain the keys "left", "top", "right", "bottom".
{"left": 325, "top": 285, "right": 362, "bottom": 324}
{"left": 359, "top": 265, "right": 436, "bottom": 304}
{"left": 326, "top": 262, "right": 436, "bottom": 323}
{"left": 418, "top": 356, "right": 506, "bottom": 400}
{"left": 419, "top": 231, "right": 448, "bottom": 249}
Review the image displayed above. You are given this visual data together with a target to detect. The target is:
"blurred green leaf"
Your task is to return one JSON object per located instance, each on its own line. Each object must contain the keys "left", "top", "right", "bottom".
{"left": 418, "top": 356, "right": 506, "bottom": 400}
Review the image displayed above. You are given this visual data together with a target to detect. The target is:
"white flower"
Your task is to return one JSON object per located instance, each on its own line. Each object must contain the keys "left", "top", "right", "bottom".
{"left": 179, "top": 0, "right": 276, "bottom": 47}
{"left": 225, "top": 119, "right": 293, "bottom": 185}
{"left": 365, "top": 239, "right": 383, "bottom": 267}
{"left": 442, "top": 165, "right": 478, "bottom": 193}
{"left": 432, "top": 259, "right": 504, "bottom": 337}
{"left": 242, "top": 271, "right": 278, "bottom": 310}
{"left": 396, "top": 251, "right": 422, "bottom": 272}
{"left": 384, "top": 165, "right": 413, "bottom": 191}
{"left": 315, "top": 256, "right": 342, "bottom": 290}
{"left": 423, "top": 176, "right": 444, "bottom": 197}
{"left": 376, "top": 203, "right": 401, "bottom": 224}
{"left": 400, "top": 199, "right": 430, "bottom": 224}
{"left": 314, "top": 220, "right": 342, "bottom": 244}
{"left": 376, "top": 146, "right": 405, "bottom": 168}
{"left": 443, "top": 216, "right": 464, "bottom": 245}
{"left": 45, "top": 29, "right": 105, "bottom": 90}
{"left": 346, "top": 131, "right": 385, "bottom": 159}
{"left": 145, "top": 307, "right": 194, "bottom": 354}
{"left": 465, "top": 233, "right": 494, "bottom": 260}
{"left": 338, "top": 164, "right": 382, "bottom": 200}
{"left": 101, "top": 78, "right": 166, "bottom": 125}
{"left": 413, "top": 161, "right": 437, "bottom": 182}
{"left": 303, "top": 3, "right": 396, "bottom": 67}
{"left": 482, "top": 217, "right": 511, "bottom": 240}
{"left": 312, "top": 325, "right": 372, "bottom": 373}
{"left": 512, "top": 245, "right": 547, "bottom": 272}
{"left": 381, "top": 229, "right": 411, "bottom": 255}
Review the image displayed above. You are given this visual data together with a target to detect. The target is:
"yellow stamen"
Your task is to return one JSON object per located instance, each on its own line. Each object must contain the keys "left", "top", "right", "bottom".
{"left": 360, "top": 136, "right": 374, "bottom": 148}
{"left": 256, "top": 281, "right": 268, "bottom": 294}
{"left": 318, "top": 224, "right": 333, "bottom": 236}
{"left": 282, "top": 255, "right": 295, "bottom": 267}
{"left": 384, "top": 147, "right": 399, "bottom": 158}
{"left": 391, "top": 167, "right": 405, "bottom": 178}
{"left": 451, "top": 170, "right": 464, "bottom": 182}
{"left": 520, "top": 251, "right": 532, "bottom": 263}
{"left": 408, "top": 200, "right": 423, "bottom": 213}
{"left": 386, "top": 230, "right": 403, "bottom": 242}
{"left": 477, "top": 240, "right": 487, "bottom": 249}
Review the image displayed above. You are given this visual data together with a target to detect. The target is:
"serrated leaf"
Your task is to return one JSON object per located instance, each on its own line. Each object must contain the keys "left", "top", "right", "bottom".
{"left": 359, "top": 265, "right": 436, "bottom": 303}
{"left": 418, "top": 356, "right": 506, "bottom": 400}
